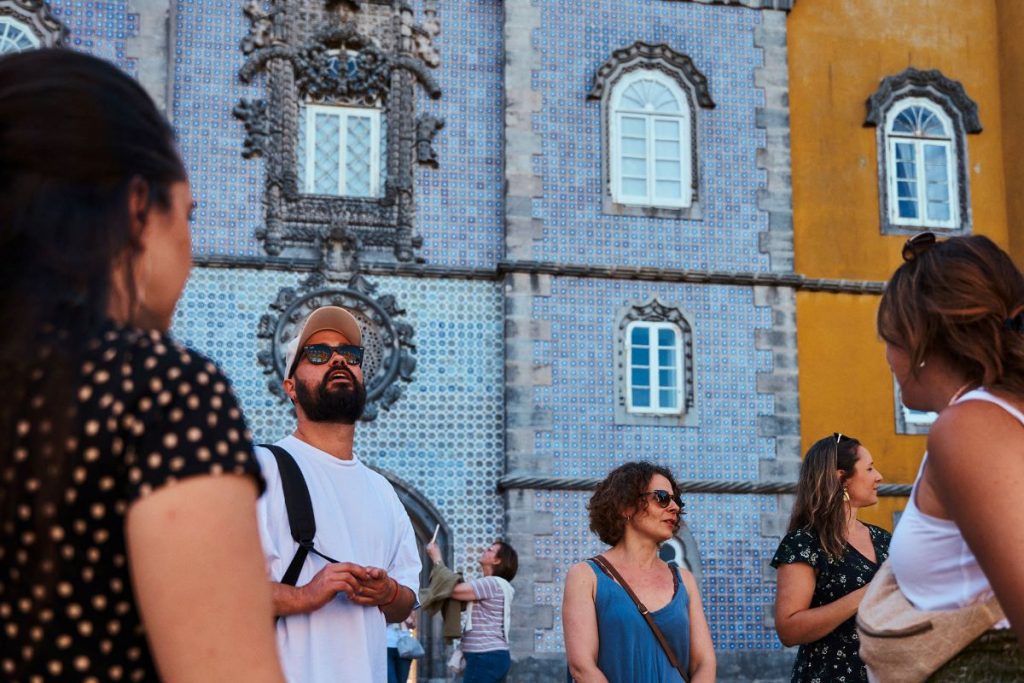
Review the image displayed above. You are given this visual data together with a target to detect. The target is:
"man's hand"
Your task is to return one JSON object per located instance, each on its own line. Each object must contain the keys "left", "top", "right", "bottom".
{"left": 298, "top": 562, "right": 369, "bottom": 612}
{"left": 349, "top": 566, "right": 398, "bottom": 607}
{"left": 426, "top": 541, "right": 442, "bottom": 565}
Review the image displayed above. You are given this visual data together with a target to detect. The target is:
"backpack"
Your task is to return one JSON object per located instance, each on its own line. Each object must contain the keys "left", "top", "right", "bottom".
{"left": 260, "top": 444, "right": 338, "bottom": 586}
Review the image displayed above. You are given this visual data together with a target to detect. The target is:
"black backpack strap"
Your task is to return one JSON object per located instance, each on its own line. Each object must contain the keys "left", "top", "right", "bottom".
{"left": 261, "top": 444, "right": 338, "bottom": 586}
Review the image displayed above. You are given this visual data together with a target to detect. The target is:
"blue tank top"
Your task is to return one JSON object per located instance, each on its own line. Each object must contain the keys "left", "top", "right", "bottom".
{"left": 588, "top": 559, "right": 690, "bottom": 682}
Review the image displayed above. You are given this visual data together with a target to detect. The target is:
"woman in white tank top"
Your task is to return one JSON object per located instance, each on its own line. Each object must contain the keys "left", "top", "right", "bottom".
{"left": 876, "top": 231, "right": 1024, "bottom": 679}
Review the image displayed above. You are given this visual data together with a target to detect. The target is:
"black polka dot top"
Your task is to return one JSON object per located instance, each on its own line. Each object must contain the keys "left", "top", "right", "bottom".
{"left": 0, "top": 322, "right": 264, "bottom": 682}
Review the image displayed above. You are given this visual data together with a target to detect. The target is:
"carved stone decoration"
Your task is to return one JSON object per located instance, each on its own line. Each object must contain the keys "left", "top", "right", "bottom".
{"left": 614, "top": 298, "right": 697, "bottom": 427}
{"left": 415, "top": 114, "right": 445, "bottom": 167}
{"left": 864, "top": 67, "right": 982, "bottom": 133}
{"left": 255, "top": 273, "right": 417, "bottom": 421}
{"left": 235, "top": 0, "right": 443, "bottom": 262}
{"left": 0, "top": 0, "right": 69, "bottom": 48}
{"left": 864, "top": 67, "right": 980, "bottom": 235}
{"left": 232, "top": 98, "right": 271, "bottom": 159}
{"left": 240, "top": 0, "right": 275, "bottom": 55}
{"left": 588, "top": 41, "right": 715, "bottom": 109}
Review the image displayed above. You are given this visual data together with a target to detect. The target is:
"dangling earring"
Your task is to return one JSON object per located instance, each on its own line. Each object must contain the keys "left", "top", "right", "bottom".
{"left": 918, "top": 360, "right": 926, "bottom": 368}
{"left": 843, "top": 487, "right": 850, "bottom": 502}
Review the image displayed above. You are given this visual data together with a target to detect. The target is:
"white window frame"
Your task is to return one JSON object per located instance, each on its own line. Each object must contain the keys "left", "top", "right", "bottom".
{"left": 0, "top": 16, "right": 41, "bottom": 54}
{"left": 609, "top": 70, "right": 692, "bottom": 209}
{"left": 885, "top": 98, "right": 959, "bottom": 230}
{"left": 299, "top": 102, "right": 383, "bottom": 198}
{"left": 625, "top": 320, "right": 684, "bottom": 415}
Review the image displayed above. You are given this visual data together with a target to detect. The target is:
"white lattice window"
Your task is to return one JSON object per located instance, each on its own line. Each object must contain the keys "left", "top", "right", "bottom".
{"left": 886, "top": 100, "right": 958, "bottom": 229}
{"left": 626, "top": 321, "right": 684, "bottom": 415}
{"left": 297, "top": 103, "right": 384, "bottom": 198}
{"left": 0, "top": 17, "right": 40, "bottom": 54}
{"left": 610, "top": 71, "right": 691, "bottom": 209}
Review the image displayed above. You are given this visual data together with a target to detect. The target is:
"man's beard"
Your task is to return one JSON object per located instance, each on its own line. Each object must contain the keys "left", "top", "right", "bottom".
{"left": 294, "top": 367, "right": 367, "bottom": 424}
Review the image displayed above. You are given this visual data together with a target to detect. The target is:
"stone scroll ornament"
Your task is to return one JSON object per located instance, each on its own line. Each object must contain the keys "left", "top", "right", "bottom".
{"left": 256, "top": 273, "right": 417, "bottom": 422}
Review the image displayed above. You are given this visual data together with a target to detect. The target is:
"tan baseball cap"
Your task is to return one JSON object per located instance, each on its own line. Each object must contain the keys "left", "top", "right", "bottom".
{"left": 283, "top": 306, "right": 363, "bottom": 377}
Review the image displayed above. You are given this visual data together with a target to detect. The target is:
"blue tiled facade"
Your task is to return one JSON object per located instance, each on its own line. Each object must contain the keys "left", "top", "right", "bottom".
{"left": 23, "top": 0, "right": 797, "bottom": 678}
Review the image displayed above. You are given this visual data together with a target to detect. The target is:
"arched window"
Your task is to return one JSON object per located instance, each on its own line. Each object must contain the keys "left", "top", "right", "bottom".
{"left": 0, "top": 17, "right": 40, "bottom": 54}
{"left": 626, "top": 320, "right": 684, "bottom": 414}
{"left": 610, "top": 71, "right": 691, "bottom": 209}
{"left": 885, "top": 99, "right": 957, "bottom": 229}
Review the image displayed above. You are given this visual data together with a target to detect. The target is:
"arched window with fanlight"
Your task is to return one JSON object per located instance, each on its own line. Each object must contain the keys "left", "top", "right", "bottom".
{"left": 609, "top": 70, "right": 691, "bottom": 209}
{"left": 885, "top": 99, "right": 958, "bottom": 229}
{"left": 0, "top": 16, "right": 41, "bottom": 54}
{"left": 866, "top": 68, "right": 982, "bottom": 235}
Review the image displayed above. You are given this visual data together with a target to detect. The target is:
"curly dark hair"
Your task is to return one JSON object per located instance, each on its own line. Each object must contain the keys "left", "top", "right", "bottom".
{"left": 588, "top": 461, "right": 683, "bottom": 546}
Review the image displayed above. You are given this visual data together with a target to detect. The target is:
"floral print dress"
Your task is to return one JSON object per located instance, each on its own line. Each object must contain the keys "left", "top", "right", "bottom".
{"left": 771, "top": 524, "right": 892, "bottom": 683}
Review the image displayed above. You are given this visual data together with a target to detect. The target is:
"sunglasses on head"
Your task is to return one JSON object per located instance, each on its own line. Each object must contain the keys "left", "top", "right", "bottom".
{"left": 640, "top": 489, "right": 683, "bottom": 510}
{"left": 901, "top": 231, "right": 936, "bottom": 262}
{"left": 302, "top": 343, "right": 364, "bottom": 367}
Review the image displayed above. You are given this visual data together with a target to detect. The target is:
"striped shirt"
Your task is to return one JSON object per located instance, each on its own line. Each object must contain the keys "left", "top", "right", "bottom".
{"left": 462, "top": 577, "right": 509, "bottom": 652}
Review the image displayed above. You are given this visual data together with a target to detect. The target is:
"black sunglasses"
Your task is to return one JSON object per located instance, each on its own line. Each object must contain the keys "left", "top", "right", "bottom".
{"left": 901, "top": 231, "right": 936, "bottom": 262}
{"left": 302, "top": 343, "right": 364, "bottom": 367}
{"left": 640, "top": 489, "right": 683, "bottom": 511}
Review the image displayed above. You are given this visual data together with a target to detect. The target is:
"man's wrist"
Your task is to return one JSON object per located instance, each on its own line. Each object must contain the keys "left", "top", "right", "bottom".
{"left": 379, "top": 578, "right": 401, "bottom": 608}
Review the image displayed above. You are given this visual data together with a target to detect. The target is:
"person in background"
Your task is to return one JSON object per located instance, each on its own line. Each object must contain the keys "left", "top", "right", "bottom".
{"left": 386, "top": 614, "right": 417, "bottom": 683}
{"left": 877, "top": 232, "right": 1024, "bottom": 678}
{"left": 426, "top": 539, "right": 518, "bottom": 683}
{"left": 0, "top": 49, "right": 284, "bottom": 682}
{"left": 771, "top": 433, "right": 889, "bottom": 682}
{"left": 562, "top": 461, "right": 715, "bottom": 683}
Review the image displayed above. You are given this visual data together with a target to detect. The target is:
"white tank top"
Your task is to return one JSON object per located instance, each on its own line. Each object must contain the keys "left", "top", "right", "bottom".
{"left": 889, "top": 388, "right": 1024, "bottom": 624}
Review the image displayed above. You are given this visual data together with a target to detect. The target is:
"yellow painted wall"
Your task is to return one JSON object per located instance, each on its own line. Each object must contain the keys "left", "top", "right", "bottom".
{"left": 789, "top": 0, "right": 1014, "bottom": 529}
{"left": 789, "top": 0, "right": 1009, "bottom": 282}
{"left": 997, "top": 0, "right": 1024, "bottom": 263}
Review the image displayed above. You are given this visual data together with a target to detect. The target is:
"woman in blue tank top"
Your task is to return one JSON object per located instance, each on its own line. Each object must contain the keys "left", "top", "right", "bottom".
{"left": 562, "top": 462, "right": 716, "bottom": 682}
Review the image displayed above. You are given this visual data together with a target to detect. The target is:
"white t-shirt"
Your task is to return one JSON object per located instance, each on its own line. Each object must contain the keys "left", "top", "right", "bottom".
{"left": 255, "top": 436, "right": 422, "bottom": 683}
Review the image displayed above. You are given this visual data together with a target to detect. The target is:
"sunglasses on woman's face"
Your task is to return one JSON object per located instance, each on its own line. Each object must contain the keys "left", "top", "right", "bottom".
{"left": 302, "top": 343, "right": 364, "bottom": 367}
{"left": 640, "top": 490, "right": 683, "bottom": 510}
{"left": 901, "top": 231, "right": 936, "bottom": 262}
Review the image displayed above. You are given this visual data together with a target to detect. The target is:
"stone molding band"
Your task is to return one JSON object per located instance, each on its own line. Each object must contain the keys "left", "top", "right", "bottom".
{"left": 497, "top": 474, "right": 912, "bottom": 497}
{"left": 192, "top": 254, "right": 887, "bottom": 294}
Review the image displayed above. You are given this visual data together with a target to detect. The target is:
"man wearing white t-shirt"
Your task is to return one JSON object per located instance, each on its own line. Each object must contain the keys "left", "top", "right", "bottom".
{"left": 254, "top": 306, "right": 421, "bottom": 683}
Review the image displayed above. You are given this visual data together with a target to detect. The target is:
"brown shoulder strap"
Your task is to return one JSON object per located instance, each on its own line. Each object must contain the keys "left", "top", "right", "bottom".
{"left": 591, "top": 555, "right": 690, "bottom": 683}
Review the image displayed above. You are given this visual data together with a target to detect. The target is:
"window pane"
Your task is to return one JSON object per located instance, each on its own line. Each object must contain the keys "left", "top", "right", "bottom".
{"left": 655, "top": 160, "right": 681, "bottom": 181}
{"left": 656, "top": 141, "right": 681, "bottom": 161}
{"left": 658, "top": 348, "right": 676, "bottom": 367}
{"left": 632, "top": 367, "right": 650, "bottom": 387}
{"left": 654, "top": 119, "right": 680, "bottom": 142}
{"left": 296, "top": 110, "right": 307, "bottom": 191}
{"left": 622, "top": 157, "right": 647, "bottom": 178}
{"left": 658, "top": 328, "right": 676, "bottom": 346}
{"left": 621, "top": 117, "right": 646, "bottom": 138}
{"left": 658, "top": 369, "right": 676, "bottom": 387}
{"left": 654, "top": 180, "right": 682, "bottom": 199}
{"left": 631, "top": 347, "right": 649, "bottom": 366}
{"left": 622, "top": 178, "right": 647, "bottom": 196}
{"left": 658, "top": 389, "right": 678, "bottom": 409}
{"left": 632, "top": 388, "right": 651, "bottom": 408}
{"left": 345, "top": 115, "right": 373, "bottom": 197}
{"left": 927, "top": 199, "right": 951, "bottom": 222}
{"left": 631, "top": 327, "right": 649, "bottom": 345}
{"left": 313, "top": 113, "right": 341, "bottom": 195}
{"left": 622, "top": 136, "right": 646, "bottom": 157}
{"left": 898, "top": 199, "right": 919, "bottom": 219}
{"left": 896, "top": 180, "right": 916, "bottom": 199}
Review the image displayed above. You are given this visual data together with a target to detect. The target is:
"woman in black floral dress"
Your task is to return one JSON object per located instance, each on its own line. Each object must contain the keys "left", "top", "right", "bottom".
{"left": 771, "top": 434, "right": 891, "bottom": 683}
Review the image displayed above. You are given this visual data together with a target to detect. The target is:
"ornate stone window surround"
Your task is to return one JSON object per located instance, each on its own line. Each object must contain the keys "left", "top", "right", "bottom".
{"left": 614, "top": 298, "right": 697, "bottom": 427}
{"left": 865, "top": 67, "right": 982, "bottom": 236}
{"left": 589, "top": 42, "right": 715, "bottom": 221}
{"left": 0, "top": 0, "right": 67, "bottom": 53}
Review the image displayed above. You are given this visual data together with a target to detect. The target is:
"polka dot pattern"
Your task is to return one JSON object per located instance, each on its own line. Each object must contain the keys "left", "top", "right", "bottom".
{"left": 0, "top": 322, "right": 263, "bottom": 680}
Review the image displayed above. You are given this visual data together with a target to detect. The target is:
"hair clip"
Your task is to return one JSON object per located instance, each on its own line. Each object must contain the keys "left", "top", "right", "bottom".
{"left": 1004, "top": 312, "right": 1024, "bottom": 333}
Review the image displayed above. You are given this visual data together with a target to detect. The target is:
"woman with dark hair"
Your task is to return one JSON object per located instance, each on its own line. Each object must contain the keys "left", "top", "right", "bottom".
{"left": 771, "top": 433, "right": 888, "bottom": 682}
{"left": 425, "top": 539, "right": 518, "bottom": 682}
{"left": 0, "top": 49, "right": 283, "bottom": 681}
{"left": 872, "top": 232, "right": 1024, "bottom": 678}
{"left": 563, "top": 461, "right": 715, "bottom": 682}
